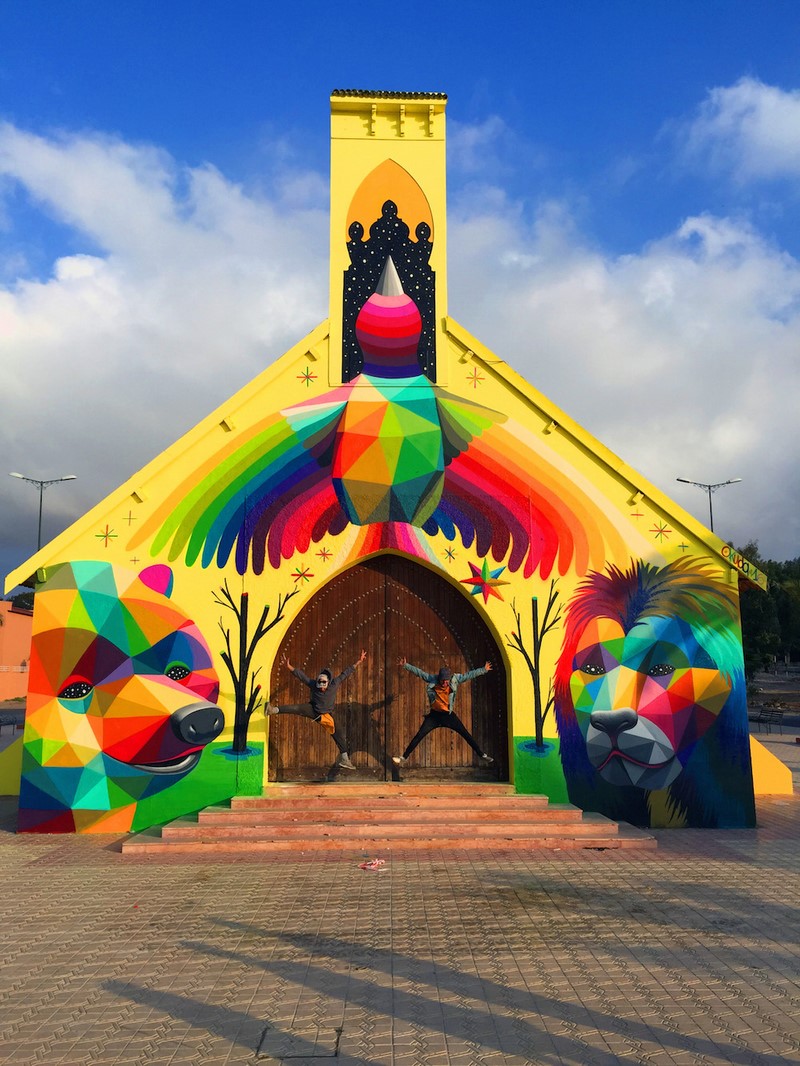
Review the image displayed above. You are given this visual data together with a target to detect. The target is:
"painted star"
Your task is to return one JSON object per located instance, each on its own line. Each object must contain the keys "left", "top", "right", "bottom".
{"left": 291, "top": 567, "right": 314, "bottom": 583}
{"left": 297, "top": 366, "right": 318, "bottom": 387}
{"left": 95, "top": 524, "right": 118, "bottom": 547}
{"left": 460, "top": 559, "right": 509, "bottom": 603}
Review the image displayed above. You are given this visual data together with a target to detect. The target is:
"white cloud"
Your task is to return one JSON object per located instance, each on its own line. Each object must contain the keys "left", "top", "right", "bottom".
{"left": 678, "top": 77, "right": 800, "bottom": 182}
{"left": 449, "top": 115, "right": 511, "bottom": 175}
{"left": 448, "top": 115, "right": 549, "bottom": 186}
{"left": 0, "top": 124, "right": 328, "bottom": 581}
{"left": 448, "top": 198, "right": 800, "bottom": 559}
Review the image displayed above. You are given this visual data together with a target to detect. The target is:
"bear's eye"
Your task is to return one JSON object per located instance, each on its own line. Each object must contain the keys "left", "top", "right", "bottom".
{"left": 59, "top": 680, "right": 93, "bottom": 699}
{"left": 165, "top": 662, "right": 191, "bottom": 681}
{"left": 580, "top": 663, "right": 606, "bottom": 676}
{"left": 649, "top": 663, "right": 674, "bottom": 677}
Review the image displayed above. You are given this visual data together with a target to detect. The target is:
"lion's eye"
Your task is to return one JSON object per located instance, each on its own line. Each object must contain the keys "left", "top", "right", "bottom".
{"left": 581, "top": 663, "right": 606, "bottom": 676}
{"left": 166, "top": 663, "right": 191, "bottom": 681}
{"left": 59, "top": 680, "right": 93, "bottom": 699}
{"left": 649, "top": 663, "right": 674, "bottom": 677}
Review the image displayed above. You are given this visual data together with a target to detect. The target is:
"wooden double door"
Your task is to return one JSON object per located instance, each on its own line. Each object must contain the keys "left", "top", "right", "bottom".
{"left": 268, "top": 555, "right": 508, "bottom": 781}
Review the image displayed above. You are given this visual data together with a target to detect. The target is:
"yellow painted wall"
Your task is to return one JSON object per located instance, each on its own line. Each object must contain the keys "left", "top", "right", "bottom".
{"left": 750, "top": 736, "right": 794, "bottom": 796}
{"left": 0, "top": 737, "right": 22, "bottom": 797}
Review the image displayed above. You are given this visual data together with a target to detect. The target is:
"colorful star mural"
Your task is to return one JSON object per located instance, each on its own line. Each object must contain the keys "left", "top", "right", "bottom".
{"left": 460, "top": 559, "right": 509, "bottom": 603}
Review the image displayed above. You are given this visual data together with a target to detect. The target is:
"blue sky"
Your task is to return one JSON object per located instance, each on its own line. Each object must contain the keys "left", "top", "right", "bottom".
{"left": 2, "top": 0, "right": 800, "bottom": 583}
{"left": 5, "top": 2, "right": 800, "bottom": 256}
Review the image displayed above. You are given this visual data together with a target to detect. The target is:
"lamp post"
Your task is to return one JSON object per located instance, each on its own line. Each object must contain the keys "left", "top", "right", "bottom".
{"left": 8, "top": 472, "right": 77, "bottom": 551}
{"left": 676, "top": 477, "right": 742, "bottom": 533}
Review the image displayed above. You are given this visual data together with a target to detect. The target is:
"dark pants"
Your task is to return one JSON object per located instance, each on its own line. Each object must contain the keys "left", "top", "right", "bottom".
{"left": 278, "top": 704, "right": 348, "bottom": 754}
{"left": 402, "top": 710, "right": 484, "bottom": 759}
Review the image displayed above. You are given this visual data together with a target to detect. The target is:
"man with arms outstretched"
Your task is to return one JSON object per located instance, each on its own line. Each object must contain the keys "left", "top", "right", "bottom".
{"left": 393, "top": 658, "right": 494, "bottom": 767}
{"left": 267, "top": 650, "right": 366, "bottom": 770}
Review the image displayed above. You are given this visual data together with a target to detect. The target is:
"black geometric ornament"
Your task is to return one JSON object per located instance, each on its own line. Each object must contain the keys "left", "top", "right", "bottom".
{"left": 342, "top": 200, "right": 436, "bottom": 381}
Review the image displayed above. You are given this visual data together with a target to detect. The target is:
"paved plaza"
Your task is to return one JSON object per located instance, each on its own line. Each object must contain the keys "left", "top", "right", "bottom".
{"left": 0, "top": 735, "right": 799, "bottom": 1066}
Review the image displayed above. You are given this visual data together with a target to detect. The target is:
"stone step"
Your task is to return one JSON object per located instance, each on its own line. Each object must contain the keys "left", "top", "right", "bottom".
{"left": 161, "top": 813, "right": 614, "bottom": 841}
{"left": 121, "top": 782, "right": 658, "bottom": 857}
{"left": 215, "top": 791, "right": 551, "bottom": 808}
{"left": 196, "top": 803, "right": 584, "bottom": 825}
{"left": 123, "top": 826, "right": 656, "bottom": 856}
{"left": 231, "top": 782, "right": 518, "bottom": 806}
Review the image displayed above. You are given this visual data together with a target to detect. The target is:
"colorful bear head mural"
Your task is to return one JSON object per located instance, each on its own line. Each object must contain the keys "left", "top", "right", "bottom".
{"left": 19, "top": 562, "right": 223, "bottom": 833}
{"left": 554, "top": 557, "right": 755, "bottom": 828}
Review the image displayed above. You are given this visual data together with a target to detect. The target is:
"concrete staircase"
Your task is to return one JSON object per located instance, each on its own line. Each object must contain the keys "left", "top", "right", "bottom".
{"left": 122, "top": 783, "right": 656, "bottom": 857}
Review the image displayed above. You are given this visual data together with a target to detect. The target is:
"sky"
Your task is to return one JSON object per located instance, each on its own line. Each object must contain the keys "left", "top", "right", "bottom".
{"left": 2, "top": 0, "right": 800, "bottom": 593}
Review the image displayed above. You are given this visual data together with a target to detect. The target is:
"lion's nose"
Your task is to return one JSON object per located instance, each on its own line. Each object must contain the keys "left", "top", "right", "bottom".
{"left": 590, "top": 708, "right": 638, "bottom": 736}
{"left": 171, "top": 702, "right": 224, "bottom": 745}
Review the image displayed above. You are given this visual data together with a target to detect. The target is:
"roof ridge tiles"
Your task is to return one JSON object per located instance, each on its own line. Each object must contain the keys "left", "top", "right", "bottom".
{"left": 331, "top": 89, "right": 447, "bottom": 100}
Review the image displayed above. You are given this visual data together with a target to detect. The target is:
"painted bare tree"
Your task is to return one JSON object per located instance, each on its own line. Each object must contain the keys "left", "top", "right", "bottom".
{"left": 506, "top": 581, "right": 562, "bottom": 751}
{"left": 214, "top": 582, "right": 300, "bottom": 753}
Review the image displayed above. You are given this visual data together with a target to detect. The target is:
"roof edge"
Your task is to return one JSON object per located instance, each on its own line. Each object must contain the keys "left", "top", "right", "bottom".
{"left": 331, "top": 89, "right": 447, "bottom": 100}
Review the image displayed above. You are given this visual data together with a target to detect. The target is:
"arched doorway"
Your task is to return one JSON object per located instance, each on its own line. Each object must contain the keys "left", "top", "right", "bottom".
{"left": 268, "top": 554, "right": 508, "bottom": 781}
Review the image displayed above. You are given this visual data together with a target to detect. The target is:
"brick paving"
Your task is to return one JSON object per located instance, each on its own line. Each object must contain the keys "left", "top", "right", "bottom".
{"left": 1, "top": 789, "right": 800, "bottom": 1065}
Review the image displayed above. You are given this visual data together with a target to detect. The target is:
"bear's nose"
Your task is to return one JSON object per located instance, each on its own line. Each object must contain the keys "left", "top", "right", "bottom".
{"left": 171, "top": 702, "right": 224, "bottom": 745}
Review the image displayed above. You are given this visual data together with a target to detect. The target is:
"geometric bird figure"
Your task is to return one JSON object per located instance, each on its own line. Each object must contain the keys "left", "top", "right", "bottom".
{"left": 134, "top": 260, "right": 627, "bottom": 579}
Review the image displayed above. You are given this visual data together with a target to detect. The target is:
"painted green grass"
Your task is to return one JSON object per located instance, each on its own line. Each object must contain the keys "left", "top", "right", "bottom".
{"left": 513, "top": 736, "right": 569, "bottom": 802}
{"left": 131, "top": 741, "right": 264, "bottom": 831}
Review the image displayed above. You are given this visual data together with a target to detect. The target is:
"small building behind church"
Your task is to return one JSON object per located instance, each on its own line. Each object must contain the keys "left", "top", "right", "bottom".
{"left": 0, "top": 601, "right": 32, "bottom": 701}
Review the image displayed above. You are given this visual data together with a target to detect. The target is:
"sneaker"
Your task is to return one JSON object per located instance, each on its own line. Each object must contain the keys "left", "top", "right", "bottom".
{"left": 337, "top": 753, "right": 356, "bottom": 770}
{"left": 479, "top": 753, "right": 494, "bottom": 764}
{"left": 264, "top": 704, "right": 280, "bottom": 716}
{"left": 391, "top": 755, "right": 407, "bottom": 766}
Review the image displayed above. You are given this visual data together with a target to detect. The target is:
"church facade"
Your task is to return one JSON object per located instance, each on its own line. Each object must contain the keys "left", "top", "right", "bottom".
{"left": 6, "top": 91, "right": 779, "bottom": 834}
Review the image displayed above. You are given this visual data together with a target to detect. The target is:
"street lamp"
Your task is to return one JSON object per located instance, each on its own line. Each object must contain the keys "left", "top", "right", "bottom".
{"left": 9, "top": 472, "right": 77, "bottom": 551}
{"left": 676, "top": 477, "right": 742, "bottom": 533}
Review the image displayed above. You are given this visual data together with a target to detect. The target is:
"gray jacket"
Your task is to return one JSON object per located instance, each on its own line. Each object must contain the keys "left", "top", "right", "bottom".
{"left": 291, "top": 664, "right": 356, "bottom": 716}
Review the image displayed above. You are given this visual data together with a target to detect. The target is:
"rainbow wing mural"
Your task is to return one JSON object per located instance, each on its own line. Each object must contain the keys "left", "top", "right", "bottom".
{"left": 133, "top": 259, "right": 625, "bottom": 579}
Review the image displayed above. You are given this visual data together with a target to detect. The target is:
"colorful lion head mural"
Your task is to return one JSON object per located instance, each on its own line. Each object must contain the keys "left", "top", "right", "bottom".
{"left": 19, "top": 562, "right": 224, "bottom": 833}
{"left": 554, "top": 558, "right": 755, "bottom": 828}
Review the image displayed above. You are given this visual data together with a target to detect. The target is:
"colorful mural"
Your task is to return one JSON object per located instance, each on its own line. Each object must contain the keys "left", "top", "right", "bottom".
{"left": 553, "top": 558, "right": 755, "bottom": 828}
{"left": 5, "top": 91, "right": 766, "bottom": 833}
{"left": 130, "top": 256, "right": 631, "bottom": 580}
{"left": 19, "top": 562, "right": 224, "bottom": 832}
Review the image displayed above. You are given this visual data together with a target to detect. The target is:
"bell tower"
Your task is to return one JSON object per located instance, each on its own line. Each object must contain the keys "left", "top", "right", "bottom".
{"left": 329, "top": 90, "right": 448, "bottom": 383}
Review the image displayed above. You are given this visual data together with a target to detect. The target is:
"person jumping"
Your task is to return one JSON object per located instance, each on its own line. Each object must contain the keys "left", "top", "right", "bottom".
{"left": 266, "top": 649, "right": 366, "bottom": 770}
{"left": 392, "top": 657, "right": 494, "bottom": 766}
